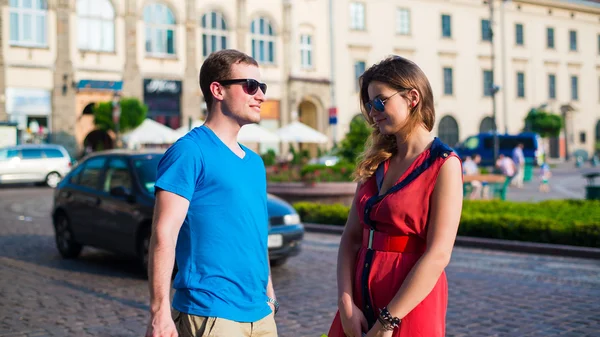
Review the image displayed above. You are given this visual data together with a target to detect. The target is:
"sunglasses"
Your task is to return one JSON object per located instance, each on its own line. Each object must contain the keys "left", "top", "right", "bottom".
{"left": 218, "top": 79, "right": 267, "bottom": 95}
{"left": 364, "top": 90, "right": 403, "bottom": 112}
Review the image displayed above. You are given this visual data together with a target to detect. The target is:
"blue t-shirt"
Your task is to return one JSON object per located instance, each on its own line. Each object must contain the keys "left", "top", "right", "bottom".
{"left": 155, "top": 125, "right": 270, "bottom": 323}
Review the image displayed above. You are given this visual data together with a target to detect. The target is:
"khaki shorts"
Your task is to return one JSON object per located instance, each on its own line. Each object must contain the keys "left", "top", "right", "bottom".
{"left": 172, "top": 309, "right": 278, "bottom": 337}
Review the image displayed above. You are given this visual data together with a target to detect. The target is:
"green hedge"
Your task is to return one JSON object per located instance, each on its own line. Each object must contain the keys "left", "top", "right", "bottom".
{"left": 293, "top": 200, "right": 600, "bottom": 248}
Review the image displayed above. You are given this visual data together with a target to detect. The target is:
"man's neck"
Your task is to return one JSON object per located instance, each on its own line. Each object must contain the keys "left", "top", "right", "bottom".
{"left": 204, "top": 111, "right": 242, "bottom": 148}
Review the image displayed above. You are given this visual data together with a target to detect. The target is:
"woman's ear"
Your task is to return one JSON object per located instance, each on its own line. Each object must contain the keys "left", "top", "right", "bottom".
{"left": 409, "top": 89, "right": 420, "bottom": 106}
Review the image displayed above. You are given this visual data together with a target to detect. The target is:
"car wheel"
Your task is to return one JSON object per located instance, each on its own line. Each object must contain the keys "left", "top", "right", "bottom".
{"left": 53, "top": 213, "right": 82, "bottom": 259}
{"left": 270, "top": 258, "right": 288, "bottom": 267}
{"left": 46, "top": 172, "right": 62, "bottom": 188}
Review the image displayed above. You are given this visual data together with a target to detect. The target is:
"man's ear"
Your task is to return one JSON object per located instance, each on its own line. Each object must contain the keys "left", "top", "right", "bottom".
{"left": 210, "top": 82, "right": 225, "bottom": 103}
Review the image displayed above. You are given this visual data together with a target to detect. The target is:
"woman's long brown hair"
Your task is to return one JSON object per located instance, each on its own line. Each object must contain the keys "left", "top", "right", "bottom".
{"left": 353, "top": 56, "right": 436, "bottom": 183}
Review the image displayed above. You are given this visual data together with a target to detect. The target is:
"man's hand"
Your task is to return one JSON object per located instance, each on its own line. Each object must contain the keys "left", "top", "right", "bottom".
{"left": 268, "top": 302, "right": 276, "bottom": 313}
{"left": 145, "top": 309, "right": 178, "bottom": 337}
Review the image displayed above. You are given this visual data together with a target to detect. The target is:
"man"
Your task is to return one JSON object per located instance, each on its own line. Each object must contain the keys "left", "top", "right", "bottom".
{"left": 463, "top": 155, "right": 483, "bottom": 199}
{"left": 145, "top": 49, "right": 278, "bottom": 337}
{"left": 511, "top": 143, "right": 525, "bottom": 188}
{"left": 496, "top": 154, "right": 516, "bottom": 179}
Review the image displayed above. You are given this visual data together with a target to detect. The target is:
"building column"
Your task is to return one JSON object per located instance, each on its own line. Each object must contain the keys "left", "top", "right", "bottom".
{"left": 0, "top": 0, "right": 8, "bottom": 122}
{"left": 51, "top": 0, "right": 77, "bottom": 155}
{"left": 122, "top": 0, "right": 142, "bottom": 100}
{"left": 181, "top": 0, "right": 201, "bottom": 126}
{"left": 281, "top": 0, "right": 292, "bottom": 127}
{"left": 236, "top": 0, "right": 247, "bottom": 52}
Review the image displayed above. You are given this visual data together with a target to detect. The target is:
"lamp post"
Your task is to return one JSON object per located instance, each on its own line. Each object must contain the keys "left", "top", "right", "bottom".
{"left": 488, "top": 0, "right": 500, "bottom": 163}
{"left": 112, "top": 92, "right": 121, "bottom": 148}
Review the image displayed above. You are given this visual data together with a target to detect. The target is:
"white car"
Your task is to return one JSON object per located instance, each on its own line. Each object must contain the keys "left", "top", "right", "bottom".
{"left": 0, "top": 144, "right": 73, "bottom": 188}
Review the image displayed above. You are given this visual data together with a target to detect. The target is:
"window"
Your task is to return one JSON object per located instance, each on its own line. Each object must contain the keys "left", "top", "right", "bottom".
{"left": 571, "top": 75, "right": 578, "bottom": 100}
{"left": 443, "top": 67, "right": 453, "bottom": 95}
{"left": 9, "top": 0, "right": 47, "bottom": 47}
{"left": 481, "top": 19, "right": 491, "bottom": 41}
{"left": 134, "top": 155, "right": 161, "bottom": 194}
{"left": 77, "top": 0, "right": 114, "bottom": 52}
{"left": 483, "top": 70, "right": 494, "bottom": 97}
{"left": 548, "top": 74, "right": 556, "bottom": 99}
{"left": 103, "top": 158, "right": 132, "bottom": 193}
{"left": 21, "top": 148, "right": 43, "bottom": 159}
{"left": 0, "top": 149, "right": 19, "bottom": 161}
{"left": 515, "top": 23, "right": 524, "bottom": 45}
{"left": 42, "top": 149, "right": 64, "bottom": 158}
{"left": 479, "top": 117, "right": 496, "bottom": 133}
{"left": 441, "top": 14, "right": 451, "bottom": 38}
{"left": 396, "top": 8, "right": 410, "bottom": 35}
{"left": 517, "top": 72, "right": 525, "bottom": 98}
{"left": 547, "top": 27, "right": 555, "bottom": 49}
{"left": 349, "top": 2, "right": 365, "bottom": 30}
{"left": 144, "top": 3, "right": 176, "bottom": 56}
{"left": 201, "top": 11, "right": 227, "bottom": 57}
{"left": 79, "top": 157, "right": 106, "bottom": 190}
{"left": 354, "top": 61, "right": 366, "bottom": 91}
{"left": 251, "top": 17, "right": 276, "bottom": 64}
{"left": 579, "top": 132, "right": 586, "bottom": 144}
{"left": 300, "top": 34, "right": 313, "bottom": 69}
{"left": 569, "top": 30, "right": 577, "bottom": 51}
{"left": 438, "top": 116, "right": 459, "bottom": 147}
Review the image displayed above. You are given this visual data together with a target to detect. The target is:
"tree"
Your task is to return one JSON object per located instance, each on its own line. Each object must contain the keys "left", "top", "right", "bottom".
{"left": 93, "top": 97, "right": 147, "bottom": 133}
{"left": 336, "top": 114, "right": 371, "bottom": 163}
{"left": 523, "top": 108, "right": 563, "bottom": 138}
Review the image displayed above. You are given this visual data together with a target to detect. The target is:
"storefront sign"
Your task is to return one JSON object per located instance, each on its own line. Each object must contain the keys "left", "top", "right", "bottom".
{"left": 144, "top": 79, "right": 181, "bottom": 95}
{"left": 77, "top": 80, "right": 123, "bottom": 92}
{"left": 143, "top": 79, "right": 182, "bottom": 129}
{"left": 6, "top": 88, "right": 51, "bottom": 116}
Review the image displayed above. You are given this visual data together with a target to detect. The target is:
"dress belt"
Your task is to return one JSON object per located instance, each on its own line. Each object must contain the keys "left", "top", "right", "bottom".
{"left": 362, "top": 228, "right": 426, "bottom": 253}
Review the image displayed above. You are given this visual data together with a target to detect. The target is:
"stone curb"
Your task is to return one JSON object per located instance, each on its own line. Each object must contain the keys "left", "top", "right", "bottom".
{"left": 303, "top": 223, "right": 600, "bottom": 260}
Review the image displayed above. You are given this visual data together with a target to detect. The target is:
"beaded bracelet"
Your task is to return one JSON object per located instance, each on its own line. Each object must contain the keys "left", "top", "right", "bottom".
{"left": 378, "top": 307, "right": 401, "bottom": 331}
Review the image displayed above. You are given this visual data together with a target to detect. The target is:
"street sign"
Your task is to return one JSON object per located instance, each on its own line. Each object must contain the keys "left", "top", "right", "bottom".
{"left": 328, "top": 107, "right": 337, "bottom": 125}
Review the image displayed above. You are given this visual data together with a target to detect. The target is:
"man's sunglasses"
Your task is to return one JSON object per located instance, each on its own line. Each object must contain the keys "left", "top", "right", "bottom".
{"left": 364, "top": 91, "right": 403, "bottom": 112}
{"left": 218, "top": 79, "right": 267, "bottom": 95}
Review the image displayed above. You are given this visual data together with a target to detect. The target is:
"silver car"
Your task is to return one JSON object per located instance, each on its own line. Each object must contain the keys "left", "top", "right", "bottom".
{"left": 0, "top": 144, "right": 72, "bottom": 188}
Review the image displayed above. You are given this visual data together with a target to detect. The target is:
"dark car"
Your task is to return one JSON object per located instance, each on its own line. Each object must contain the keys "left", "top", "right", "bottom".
{"left": 51, "top": 150, "right": 304, "bottom": 273}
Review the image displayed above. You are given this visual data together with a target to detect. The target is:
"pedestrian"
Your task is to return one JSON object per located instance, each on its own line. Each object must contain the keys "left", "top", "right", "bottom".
{"left": 463, "top": 154, "right": 483, "bottom": 199}
{"left": 327, "top": 56, "right": 463, "bottom": 337}
{"left": 145, "top": 49, "right": 278, "bottom": 337}
{"left": 539, "top": 162, "right": 552, "bottom": 193}
{"left": 511, "top": 143, "right": 525, "bottom": 188}
{"left": 496, "top": 154, "right": 516, "bottom": 181}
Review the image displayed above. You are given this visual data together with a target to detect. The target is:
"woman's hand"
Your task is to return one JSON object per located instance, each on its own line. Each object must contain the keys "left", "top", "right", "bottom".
{"left": 364, "top": 320, "right": 394, "bottom": 337}
{"left": 339, "top": 300, "right": 368, "bottom": 337}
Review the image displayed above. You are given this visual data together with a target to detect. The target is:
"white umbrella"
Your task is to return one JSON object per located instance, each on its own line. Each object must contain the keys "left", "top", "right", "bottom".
{"left": 238, "top": 123, "right": 280, "bottom": 143}
{"left": 275, "top": 121, "right": 328, "bottom": 144}
{"left": 176, "top": 119, "right": 204, "bottom": 136}
{"left": 122, "top": 118, "right": 180, "bottom": 148}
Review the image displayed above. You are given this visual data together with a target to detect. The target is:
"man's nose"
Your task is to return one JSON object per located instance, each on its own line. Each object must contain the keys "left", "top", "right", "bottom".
{"left": 255, "top": 88, "right": 266, "bottom": 101}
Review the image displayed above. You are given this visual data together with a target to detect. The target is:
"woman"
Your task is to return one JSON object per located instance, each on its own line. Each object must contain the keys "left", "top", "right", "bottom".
{"left": 327, "top": 56, "right": 463, "bottom": 337}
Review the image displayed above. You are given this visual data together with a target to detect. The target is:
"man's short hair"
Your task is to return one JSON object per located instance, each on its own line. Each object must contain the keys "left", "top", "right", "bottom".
{"left": 199, "top": 49, "right": 259, "bottom": 111}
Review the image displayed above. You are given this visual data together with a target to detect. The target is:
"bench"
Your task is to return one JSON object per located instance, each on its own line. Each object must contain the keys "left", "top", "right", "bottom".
{"left": 463, "top": 174, "right": 511, "bottom": 200}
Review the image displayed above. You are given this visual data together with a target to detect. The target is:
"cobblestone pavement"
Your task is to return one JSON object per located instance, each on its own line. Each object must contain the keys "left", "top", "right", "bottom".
{"left": 0, "top": 187, "right": 599, "bottom": 337}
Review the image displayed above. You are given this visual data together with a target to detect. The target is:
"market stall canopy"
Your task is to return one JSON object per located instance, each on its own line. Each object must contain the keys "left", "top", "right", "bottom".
{"left": 176, "top": 119, "right": 205, "bottom": 136}
{"left": 275, "top": 121, "right": 328, "bottom": 144}
{"left": 238, "top": 123, "right": 280, "bottom": 143}
{"left": 122, "top": 118, "right": 180, "bottom": 148}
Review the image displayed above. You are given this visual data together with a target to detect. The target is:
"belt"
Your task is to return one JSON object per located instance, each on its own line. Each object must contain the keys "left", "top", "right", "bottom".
{"left": 362, "top": 228, "right": 426, "bottom": 253}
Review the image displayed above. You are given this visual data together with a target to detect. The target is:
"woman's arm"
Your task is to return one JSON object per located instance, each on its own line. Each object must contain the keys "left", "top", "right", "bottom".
{"left": 337, "top": 183, "right": 364, "bottom": 309}
{"left": 385, "top": 156, "right": 463, "bottom": 319}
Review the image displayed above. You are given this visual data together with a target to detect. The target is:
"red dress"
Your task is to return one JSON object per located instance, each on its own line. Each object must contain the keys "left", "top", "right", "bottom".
{"left": 328, "top": 138, "right": 457, "bottom": 337}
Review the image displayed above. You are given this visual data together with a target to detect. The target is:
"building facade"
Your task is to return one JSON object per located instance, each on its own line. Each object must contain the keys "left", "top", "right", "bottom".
{"left": 1, "top": 0, "right": 599, "bottom": 158}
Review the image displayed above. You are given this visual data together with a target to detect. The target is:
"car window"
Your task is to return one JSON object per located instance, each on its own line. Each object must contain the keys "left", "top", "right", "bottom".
{"left": 133, "top": 155, "right": 162, "bottom": 194}
{"left": 21, "top": 149, "right": 43, "bottom": 160}
{"left": 103, "top": 158, "right": 132, "bottom": 193}
{"left": 43, "top": 149, "right": 65, "bottom": 158}
{"left": 79, "top": 157, "right": 107, "bottom": 190}
{"left": 67, "top": 164, "right": 85, "bottom": 185}
{"left": 0, "top": 149, "right": 18, "bottom": 161}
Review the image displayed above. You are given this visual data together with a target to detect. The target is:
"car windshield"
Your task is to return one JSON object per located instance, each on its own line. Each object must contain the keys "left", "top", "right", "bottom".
{"left": 133, "top": 154, "right": 163, "bottom": 194}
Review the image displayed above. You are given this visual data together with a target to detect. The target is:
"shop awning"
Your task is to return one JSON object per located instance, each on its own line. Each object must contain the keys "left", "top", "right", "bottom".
{"left": 77, "top": 80, "right": 123, "bottom": 92}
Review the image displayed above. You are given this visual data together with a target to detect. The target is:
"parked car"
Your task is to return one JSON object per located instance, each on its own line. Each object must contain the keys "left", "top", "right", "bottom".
{"left": 453, "top": 132, "right": 544, "bottom": 166}
{"left": 0, "top": 144, "right": 73, "bottom": 188}
{"left": 51, "top": 150, "right": 304, "bottom": 274}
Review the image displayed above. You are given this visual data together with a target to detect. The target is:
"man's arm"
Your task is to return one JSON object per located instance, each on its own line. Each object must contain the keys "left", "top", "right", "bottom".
{"left": 266, "top": 249, "right": 277, "bottom": 312}
{"left": 145, "top": 190, "right": 189, "bottom": 337}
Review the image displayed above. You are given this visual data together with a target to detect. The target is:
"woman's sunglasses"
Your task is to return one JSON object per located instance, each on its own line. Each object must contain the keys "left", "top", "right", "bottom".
{"left": 218, "top": 79, "right": 267, "bottom": 95}
{"left": 364, "top": 91, "right": 403, "bottom": 112}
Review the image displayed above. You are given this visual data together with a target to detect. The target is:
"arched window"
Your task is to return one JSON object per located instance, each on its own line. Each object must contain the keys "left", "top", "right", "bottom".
{"left": 201, "top": 11, "right": 227, "bottom": 57}
{"left": 9, "top": 0, "right": 48, "bottom": 47}
{"left": 438, "top": 115, "right": 459, "bottom": 147}
{"left": 251, "top": 17, "right": 275, "bottom": 64}
{"left": 595, "top": 120, "right": 600, "bottom": 146}
{"left": 77, "top": 0, "right": 115, "bottom": 52}
{"left": 144, "top": 3, "right": 176, "bottom": 56}
{"left": 479, "top": 116, "right": 496, "bottom": 133}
